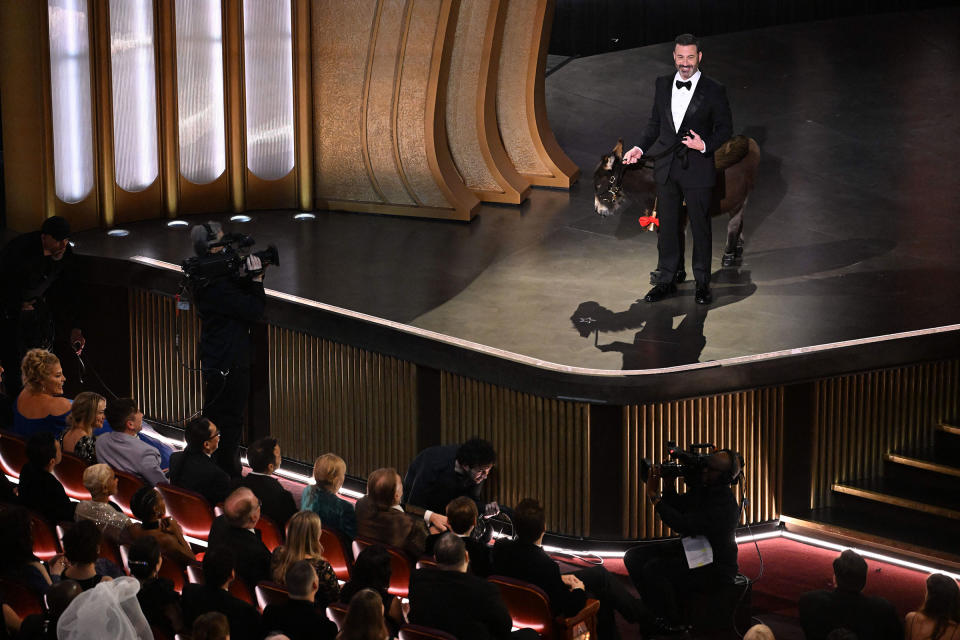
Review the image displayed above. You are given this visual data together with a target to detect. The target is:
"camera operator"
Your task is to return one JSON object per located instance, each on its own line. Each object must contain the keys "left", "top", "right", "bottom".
{"left": 622, "top": 447, "right": 742, "bottom": 629}
{"left": 188, "top": 222, "right": 267, "bottom": 479}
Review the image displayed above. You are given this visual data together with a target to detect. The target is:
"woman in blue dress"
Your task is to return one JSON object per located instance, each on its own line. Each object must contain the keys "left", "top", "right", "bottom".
{"left": 12, "top": 348, "right": 71, "bottom": 437}
{"left": 301, "top": 452, "right": 357, "bottom": 539}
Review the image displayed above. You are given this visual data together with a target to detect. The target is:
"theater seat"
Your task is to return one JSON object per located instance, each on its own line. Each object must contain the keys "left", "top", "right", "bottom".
{"left": 255, "top": 514, "right": 283, "bottom": 552}
{"left": 0, "top": 430, "right": 27, "bottom": 478}
{"left": 185, "top": 560, "right": 254, "bottom": 604}
{"left": 53, "top": 452, "right": 92, "bottom": 501}
{"left": 488, "top": 574, "right": 600, "bottom": 640}
{"left": 352, "top": 538, "right": 412, "bottom": 596}
{"left": 156, "top": 483, "right": 215, "bottom": 541}
{"left": 111, "top": 469, "right": 144, "bottom": 518}
{"left": 399, "top": 624, "right": 457, "bottom": 640}
{"left": 28, "top": 510, "right": 61, "bottom": 561}
{"left": 326, "top": 602, "right": 349, "bottom": 630}
{"left": 320, "top": 527, "right": 352, "bottom": 581}
{"left": 186, "top": 562, "right": 203, "bottom": 585}
{"left": 255, "top": 580, "right": 290, "bottom": 611}
{"left": 56, "top": 522, "right": 124, "bottom": 570}
{"left": 0, "top": 578, "right": 44, "bottom": 617}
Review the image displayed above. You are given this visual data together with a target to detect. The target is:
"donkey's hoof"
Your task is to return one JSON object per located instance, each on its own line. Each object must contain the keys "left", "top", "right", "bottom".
{"left": 721, "top": 252, "right": 737, "bottom": 267}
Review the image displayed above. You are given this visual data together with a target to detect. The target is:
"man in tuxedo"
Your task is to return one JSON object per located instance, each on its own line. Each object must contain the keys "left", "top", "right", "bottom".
{"left": 238, "top": 436, "right": 297, "bottom": 528}
{"left": 181, "top": 546, "right": 263, "bottom": 640}
{"left": 425, "top": 496, "right": 492, "bottom": 577}
{"left": 169, "top": 416, "right": 232, "bottom": 507}
{"left": 262, "top": 560, "right": 338, "bottom": 640}
{"left": 356, "top": 467, "right": 430, "bottom": 559}
{"left": 18, "top": 431, "right": 75, "bottom": 523}
{"left": 207, "top": 487, "right": 272, "bottom": 590}
{"left": 409, "top": 533, "right": 536, "bottom": 640}
{"left": 624, "top": 33, "right": 733, "bottom": 305}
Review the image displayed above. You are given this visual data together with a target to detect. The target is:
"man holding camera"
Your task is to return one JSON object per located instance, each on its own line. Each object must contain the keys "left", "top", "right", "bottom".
{"left": 622, "top": 33, "right": 733, "bottom": 305}
{"left": 622, "top": 448, "right": 742, "bottom": 629}
{"left": 189, "top": 222, "right": 267, "bottom": 478}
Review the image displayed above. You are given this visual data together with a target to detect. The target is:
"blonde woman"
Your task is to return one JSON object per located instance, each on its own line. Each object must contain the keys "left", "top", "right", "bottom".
{"left": 62, "top": 391, "right": 106, "bottom": 465}
{"left": 270, "top": 511, "right": 340, "bottom": 606}
{"left": 302, "top": 453, "right": 357, "bottom": 538}
{"left": 75, "top": 463, "right": 139, "bottom": 544}
{"left": 13, "top": 348, "right": 71, "bottom": 437}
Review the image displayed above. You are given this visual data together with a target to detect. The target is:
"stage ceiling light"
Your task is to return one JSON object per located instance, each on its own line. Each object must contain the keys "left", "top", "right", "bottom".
{"left": 167, "top": 220, "right": 189, "bottom": 227}
{"left": 293, "top": 213, "right": 316, "bottom": 221}
{"left": 107, "top": 229, "right": 130, "bottom": 237}
{"left": 230, "top": 215, "right": 252, "bottom": 223}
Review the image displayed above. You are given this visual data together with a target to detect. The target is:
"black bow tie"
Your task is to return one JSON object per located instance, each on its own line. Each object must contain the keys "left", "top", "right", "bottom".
{"left": 676, "top": 80, "right": 692, "bottom": 90}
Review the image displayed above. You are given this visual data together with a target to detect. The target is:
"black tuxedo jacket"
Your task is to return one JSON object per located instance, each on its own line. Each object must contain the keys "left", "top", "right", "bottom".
{"left": 490, "top": 539, "right": 586, "bottom": 617}
{"left": 208, "top": 515, "right": 272, "bottom": 589}
{"left": 169, "top": 449, "right": 232, "bottom": 507}
{"left": 798, "top": 588, "right": 903, "bottom": 640}
{"left": 239, "top": 473, "right": 297, "bottom": 528}
{"left": 17, "top": 462, "right": 76, "bottom": 524}
{"left": 262, "top": 598, "right": 338, "bottom": 640}
{"left": 426, "top": 533, "right": 493, "bottom": 577}
{"left": 181, "top": 583, "right": 263, "bottom": 640}
{"left": 403, "top": 444, "right": 483, "bottom": 515}
{"left": 636, "top": 74, "right": 733, "bottom": 188}
{"left": 409, "top": 567, "right": 514, "bottom": 640}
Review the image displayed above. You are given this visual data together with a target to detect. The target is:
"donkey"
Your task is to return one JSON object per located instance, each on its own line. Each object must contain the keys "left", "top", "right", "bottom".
{"left": 594, "top": 136, "right": 760, "bottom": 267}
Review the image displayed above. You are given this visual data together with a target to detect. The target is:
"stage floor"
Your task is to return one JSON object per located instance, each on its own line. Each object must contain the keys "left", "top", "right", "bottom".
{"left": 69, "top": 8, "right": 960, "bottom": 371}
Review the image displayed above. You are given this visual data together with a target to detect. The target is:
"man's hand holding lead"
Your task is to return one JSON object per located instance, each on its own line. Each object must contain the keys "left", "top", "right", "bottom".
{"left": 682, "top": 129, "right": 706, "bottom": 152}
{"left": 623, "top": 146, "right": 643, "bottom": 164}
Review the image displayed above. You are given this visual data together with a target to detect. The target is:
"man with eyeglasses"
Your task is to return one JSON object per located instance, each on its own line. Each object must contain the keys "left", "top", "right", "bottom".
{"left": 169, "top": 416, "right": 232, "bottom": 506}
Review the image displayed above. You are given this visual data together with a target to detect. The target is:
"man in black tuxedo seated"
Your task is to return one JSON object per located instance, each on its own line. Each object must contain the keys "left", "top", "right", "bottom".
{"left": 169, "top": 416, "right": 232, "bottom": 507}
{"left": 798, "top": 549, "right": 902, "bottom": 640}
{"left": 425, "top": 496, "right": 492, "bottom": 577}
{"left": 182, "top": 546, "right": 262, "bottom": 640}
{"left": 18, "top": 431, "right": 75, "bottom": 523}
{"left": 622, "top": 449, "right": 742, "bottom": 631}
{"left": 262, "top": 559, "right": 338, "bottom": 640}
{"left": 208, "top": 486, "right": 272, "bottom": 590}
{"left": 403, "top": 437, "right": 500, "bottom": 533}
{"left": 409, "top": 532, "right": 537, "bottom": 640}
{"left": 492, "top": 499, "right": 657, "bottom": 640}
{"left": 239, "top": 436, "right": 297, "bottom": 528}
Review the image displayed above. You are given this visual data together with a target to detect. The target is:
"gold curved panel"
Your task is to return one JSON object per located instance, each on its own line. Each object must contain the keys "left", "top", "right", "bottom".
{"left": 496, "top": 0, "right": 579, "bottom": 188}
{"left": 445, "top": 0, "right": 530, "bottom": 204}
{"left": 312, "top": 0, "right": 478, "bottom": 220}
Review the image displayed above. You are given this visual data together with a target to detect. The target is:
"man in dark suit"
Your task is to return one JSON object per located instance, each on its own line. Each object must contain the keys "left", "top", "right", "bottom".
{"left": 491, "top": 499, "right": 658, "bottom": 640}
{"left": 624, "top": 33, "right": 734, "bottom": 305}
{"left": 169, "top": 416, "right": 232, "bottom": 507}
{"left": 18, "top": 432, "right": 75, "bottom": 523}
{"left": 207, "top": 486, "right": 272, "bottom": 590}
{"left": 798, "top": 549, "right": 902, "bottom": 640}
{"left": 425, "top": 496, "right": 493, "bottom": 577}
{"left": 181, "top": 546, "right": 263, "bottom": 640}
{"left": 262, "top": 559, "right": 338, "bottom": 640}
{"left": 238, "top": 436, "right": 297, "bottom": 528}
{"left": 409, "top": 533, "right": 536, "bottom": 640}
{"left": 356, "top": 467, "right": 430, "bottom": 559}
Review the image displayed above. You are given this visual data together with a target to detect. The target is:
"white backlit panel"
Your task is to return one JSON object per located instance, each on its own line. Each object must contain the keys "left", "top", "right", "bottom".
{"left": 109, "top": 0, "right": 159, "bottom": 192}
{"left": 242, "top": 0, "right": 295, "bottom": 181}
{"left": 48, "top": 0, "right": 95, "bottom": 203}
{"left": 175, "top": 0, "right": 226, "bottom": 184}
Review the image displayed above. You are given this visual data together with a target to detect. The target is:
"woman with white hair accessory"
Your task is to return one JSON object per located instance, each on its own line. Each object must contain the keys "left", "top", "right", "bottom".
{"left": 75, "top": 463, "right": 140, "bottom": 544}
{"left": 56, "top": 577, "right": 153, "bottom": 640}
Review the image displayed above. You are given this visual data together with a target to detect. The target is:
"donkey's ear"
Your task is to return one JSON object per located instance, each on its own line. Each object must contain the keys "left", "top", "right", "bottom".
{"left": 613, "top": 139, "right": 624, "bottom": 158}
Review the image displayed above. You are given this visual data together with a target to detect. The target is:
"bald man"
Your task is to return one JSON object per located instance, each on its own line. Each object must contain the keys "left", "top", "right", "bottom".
{"left": 208, "top": 487, "right": 272, "bottom": 590}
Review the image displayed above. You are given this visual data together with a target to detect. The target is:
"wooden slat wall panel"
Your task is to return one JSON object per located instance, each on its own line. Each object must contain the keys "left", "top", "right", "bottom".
{"left": 439, "top": 372, "right": 591, "bottom": 536}
{"left": 129, "top": 289, "right": 204, "bottom": 424}
{"left": 623, "top": 387, "right": 784, "bottom": 539}
{"left": 267, "top": 326, "right": 418, "bottom": 481}
{"left": 811, "top": 360, "right": 960, "bottom": 507}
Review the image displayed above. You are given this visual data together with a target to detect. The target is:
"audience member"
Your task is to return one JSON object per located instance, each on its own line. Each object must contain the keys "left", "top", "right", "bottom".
{"left": 0, "top": 506, "right": 62, "bottom": 594}
{"left": 130, "top": 486, "right": 196, "bottom": 565}
{"left": 270, "top": 511, "right": 341, "bottom": 606}
{"left": 262, "top": 559, "right": 338, "bottom": 640}
{"left": 491, "top": 498, "right": 655, "bottom": 640}
{"left": 302, "top": 452, "right": 357, "bottom": 538}
{"left": 192, "top": 612, "right": 231, "bottom": 640}
{"left": 425, "top": 496, "right": 492, "bottom": 577}
{"left": 743, "top": 623, "right": 776, "bottom": 640}
{"left": 339, "top": 546, "right": 405, "bottom": 636}
{"left": 96, "top": 398, "right": 167, "bottom": 486}
{"left": 798, "top": 549, "right": 902, "bottom": 640}
{"left": 60, "top": 520, "right": 112, "bottom": 591}
{"left": 338, "top": 588, "right": 389, "bottom": 640}
{"left": 168, "top": 416, "right": 231, "bottom": 506}
{"left": 355, "top": 467, "right": 429, "bottom": 558}
{"left": 11, "top": 349, "right": 71, "bottom": 437}
{"left": 61, "top": 391, "right": 105, "bottom": 465}
{"left": 127, "top": 535, "right": 184, "bottom": 637}
{"left": 75, "top": 463, "right": 139, "bottom": 544}
{"left": 410, "top": 533, "right": 534, "bottom": 640}
{"left": 17, "top": 580, "right": 82, "bottom": 640}
{"left": 403, "top": 438, "right": 499, "bottom": 530}
{"left": 905, "top": 573, "right": 960, "bottom": 640}
{"left": 18, "top": 431, "right": 76, "bottom": 523}
{"left": 208, "top": 486, "right": 272, "bottom": 590}
{"left": 181, "top": 547, "right": 262, "bottom": 640}
{"left": 239, "top": 436, "right": 298, "bottom": 528}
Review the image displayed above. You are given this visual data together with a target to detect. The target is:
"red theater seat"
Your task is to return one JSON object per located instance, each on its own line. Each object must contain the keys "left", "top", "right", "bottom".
{"left": 0, "top": 578, "right": 44, "bottom": 617}
{"left": 53, "top": 452, "right": 92, "bottom": 500}
{"left": 320, "top": 527, "right": 353, "bottom": 581}
{"left": 255, "top": 580, "right": 290, "bottom": 611}
{"left": 28, "top": 510, "right": 61, "bottom": 561}
{"left": 326, "top": 602, "right": 349, "bottom": 631}
{"left": 255, "top": 514, "right": 283, "bottom": 552}
{"left": 0, "top": 430, "right": 27, "bottom": 478}
{"left": 399, "top": 624, "right": 458, "bottom": 640}
{"left": 156, "top": 483, "right": 215, "bottom": 541}
{"left": 352, "top": 538, "right": 412, "bottom": 597}
{"left": 111, "top": 469, "right": 144, "bottom": 517}
{"left": 488, "top": 574, "right": 600, "bottom": 640}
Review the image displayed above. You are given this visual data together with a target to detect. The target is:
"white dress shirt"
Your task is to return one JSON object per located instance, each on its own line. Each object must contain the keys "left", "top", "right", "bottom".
{"left": 671, "top": 70, "right": 701, "bottom": 132}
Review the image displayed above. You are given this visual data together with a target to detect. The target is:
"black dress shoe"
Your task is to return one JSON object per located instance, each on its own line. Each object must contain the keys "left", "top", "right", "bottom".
{"left": 644, "top": 283, "right": 677, "bottom": 302}
{"left": 674, "top": 269, "right": 686, "bottom": 283}
{"left": 695, "top": 284, "right": 712, "bottom": 305}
